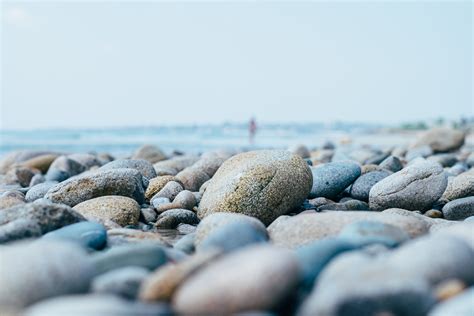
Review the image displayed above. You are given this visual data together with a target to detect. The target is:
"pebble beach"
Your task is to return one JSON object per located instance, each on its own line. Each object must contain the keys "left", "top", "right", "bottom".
{"left": 0, "top": 126, "right": 473, "bottom": 316}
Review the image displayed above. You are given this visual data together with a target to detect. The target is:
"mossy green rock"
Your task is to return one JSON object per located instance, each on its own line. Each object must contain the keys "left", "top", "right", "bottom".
{"left": 198, "top": 150, "right": 312, "bottom": 225}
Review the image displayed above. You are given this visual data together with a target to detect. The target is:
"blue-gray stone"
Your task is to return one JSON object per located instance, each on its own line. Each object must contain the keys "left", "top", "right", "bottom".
{"left": 25, "top": 181, "right": 58, "bottom": 202}
{"left": 198, "top": 221, "right": 269, "bottom": 253}
{"left": 339, "top": 220, "right": 410, "bottom": 248}
{"left": 91, "top": 244, "right": 168, "bottom": 274}
{"left": 349, "top": 170, "right": 391, "bottom": 201}
{"left": 100, "top": 159, "right": 157, "bottom": 179}
{"left": 442, "top": 197, "right": 474, "bottom": 220}
{"left": 42, "top": 221, "right": 107, "bottom": 250}
{"left": 379, "top": 155, "right": 403, "bottom": 172}
{"left": 310, "top": 161, "right": 361, "bottom": 199}
{"left": 91, "top": 266, "right": 149, "bottom": 299}
{"left": 295, "top": 238, "right": 357, "bottom": 291}
{"left": 174, "top": 233, "right": 196, "bottom": 254}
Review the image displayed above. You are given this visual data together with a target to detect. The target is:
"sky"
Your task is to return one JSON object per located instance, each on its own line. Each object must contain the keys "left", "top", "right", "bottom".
{"left": 1, "top": 1, "right": 473, "bottom": 130}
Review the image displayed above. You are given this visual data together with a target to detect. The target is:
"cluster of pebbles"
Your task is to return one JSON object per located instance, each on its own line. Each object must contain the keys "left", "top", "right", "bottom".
{"left": 0, "top": 127, "right": 473, "bottom": 316}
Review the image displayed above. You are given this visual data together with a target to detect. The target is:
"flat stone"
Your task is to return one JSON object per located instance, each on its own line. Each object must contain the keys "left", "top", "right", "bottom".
{"left": 369, "top": 160, "right": 447, "bottom": 211}
{"left": 442, "top": 197, "right": 474, "bottom": 220}
{"left": 0, "top": 240, "right": 95, "bottom": 310}
{"left": 198, "top": 150, "right": 312, "bottom": 225}
{"left": 309, "top": 161, "right": 361, "bottom": 199}
{"left": 45, "top": 168, "right": 146, "bottom": 206}
{"left": 173, "top": 245, "right": 300, "bottom": 314}
{"left": 42, "top": 221, "right": 107, "bottom": 250}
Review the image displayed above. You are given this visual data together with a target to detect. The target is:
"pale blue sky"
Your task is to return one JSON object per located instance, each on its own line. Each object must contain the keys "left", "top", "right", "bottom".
{"left": 1, "top": 1, "right": 472, "bottom": 129}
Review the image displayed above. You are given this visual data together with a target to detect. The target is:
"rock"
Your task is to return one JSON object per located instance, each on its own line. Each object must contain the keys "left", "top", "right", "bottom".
{"left": 428, "top": 153, "right": 458, "bottom": 167}
{"left": 379, "top": 155, "right": 403, "bottom": 172}
{"left": 45, "top": 156, "right": 86, "bottom": 182}
{"left": 25, "top": 181, "right": 58, "bottom": 202}
{"left": 23, "top": 294, "right": 171, "bottom": 316}
{"left": 100, "top": 159, "right": 157, "bottom": 179}
{"left": 174, "top": 233, "right": 195, "bottom": 254}
{"left": 425, "top": 209, "right": 443, "bottom": 218}
{"left": 4, "top": 166, "right": 38, "bottom": 187}
{"left": 198, "top": 221, "right": 268, "bottom": 253}
{"left": 139, "top": 250, "right": 220, "bottom": 302}
{"left": 132, "top": 145, "right": 167, "bottom": 164}
{"left": 45, "top": 168, "right": 146, "bottom": 206}
{"left": 42, "top": 221, "right": 107, "bottom": 250}
{"left": 0, "top": 240, "right": 95, "bottom": 310}
{"left": 369, "top": 160, "right": 447, "bottom": 211}
{"left": 268, "top": 211, "right": 430, "bottom": 248}
{"left": 155, "top": 209, "right": 199, "bottom": 229}
{"left": 429, "top": 287, "right": 474, "bottom": 316}
{"left": 349, "top": 170, "right": 391, "bottom": 201}
{"left": 317, "top": 199, "right": 369, "bottom": 211}
{"left": 171, "top": 190, "right": 197, "bottom": 210}
{"left": 338, "top": 220, "right": 410, "bottom": 248}
{"left": 305, "top": 197, "right": 335, "bottom": 209}
{"left": 91, "top": 244, "right": 168, "bottom": 274}
{"left": 198, "top": 150, "right": 312, "bottom": 225}
{"left": 0, "top": 150, "right": 59, "bottom": 174}
{"left": 145, "top": 175, "right": 175, "bottom": 200}
{"left": 151, "top": 197, "right": 171, "bottom": 209}
{"left": 195, "top": 212, "right": 267, "bottom": 246}
{"left": 442, "top": 173, "right": 474, "bottom": 201}
{"left": 175, "top": 167, "right": 211, "bottom": 192}
{"left": 91, "top": 267, "right": 149, "bottom": 299}
{"left": 406, "top": 145, "right": 434, "bottom": 161}
{"left": 442, "top": 197, "right": 474, "bottom": 220}
{"left": 19, "top": 154, "right": 59, "bottom": 173}
{"left": 73, "top": 196, "right": 141, "bottom": 226}
{"left": 296, "top": 238, "right": 357, "bottom": 291}
{"left": 298, "top": 235, "right": 474, "bottom": 316}
{"left": 67, "top": 153, "right": 102, "bottom": 169}
{"left": 173, "top": 245, "right": 300, "bottom": 314}
{"left": 0, "top": 190, "right": 26, "bottom": 209}
{"left": 106, "top": 228, "right": 170, "bottom": 247}
{"left": 150, "top": 180, "right": 183, "bottom": 203}
{"left": 290, "top": 144, "right": 311, "bottom": 159}
{"left": 140, "top": 207, "right": 157, "bottom": 223}
{"left": 29, "top": 174, "right": 46, "bottom": 187}
{"left": 412, "top": 127, "right": 465, "bottom": 153}
{"left": 0, "top": 201, "right": 85, "bottom": 243}
{"left": 153, "top": 155, "right": 200, "bottom": 176}
{"left": 467, "top": 153, "right": 474, "bottom": 167}
{"left": 310, "top": 161, "right": 361, "bottom": 199}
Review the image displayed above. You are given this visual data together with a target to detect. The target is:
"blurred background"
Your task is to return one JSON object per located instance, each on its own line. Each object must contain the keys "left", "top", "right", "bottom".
{"left": 1, "top": 1, "right": 472, "bottom": 156}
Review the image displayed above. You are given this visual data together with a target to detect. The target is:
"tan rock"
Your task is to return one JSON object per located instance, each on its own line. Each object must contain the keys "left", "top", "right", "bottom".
{"left": 73, "top": 196, "right": 141, "bottom": 226}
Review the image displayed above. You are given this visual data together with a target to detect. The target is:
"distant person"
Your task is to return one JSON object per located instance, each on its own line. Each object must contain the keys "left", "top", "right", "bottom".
{"left": 249, "top": 117, "right": 257, "bottom": 145}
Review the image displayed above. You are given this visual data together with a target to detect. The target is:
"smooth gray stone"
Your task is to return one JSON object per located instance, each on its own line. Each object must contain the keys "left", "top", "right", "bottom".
{"left": 91, "top": 267, "right": 149, "bottom": 299}
{"left": 310, "top": 161, "right": 361, "bottom": 199}
{"left": 442, "top": 196, "right": 474, "bottom": 220}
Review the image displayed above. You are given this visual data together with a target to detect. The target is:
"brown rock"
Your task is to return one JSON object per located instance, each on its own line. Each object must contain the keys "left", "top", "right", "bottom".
{"left": 73, "top": 196, "right": 141, "bottom": 226}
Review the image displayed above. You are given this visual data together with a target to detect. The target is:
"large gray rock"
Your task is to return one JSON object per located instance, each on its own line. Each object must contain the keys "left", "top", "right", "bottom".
{"left": 442, "top": 173, "right": 474, "bottom": 201}
{"left": 412, "top": 127, "right": 465, "bottom": 153}
{"left": 442, "top": 197, "right": 474, "bottom": 220}
{"left": 369, "top": 160, "right": 447, "bottom": 211}
{"left": 268, "top": 211, "right": 430, "bottom": 248}
{"left": 173, "top": 245, "right": 300, "bottom": 314}
{"left": 0, "top": 200, "right": 85, "bottom": 243}
{"left": 298, "top": 235, "right": 474, "bottom": 316}
{"left": 198, "top": 150, "right": 312, "bottom": 225}
{"left": 0, "top": 240, "right": 95, "bottom": 311}
{"left": 309, "top": 161, "right": 361, "bottom": 199}
{"left": 45, "top": 168, "right": 146, "bottom": 206}
{"left": 100, "top": 159, "right": 157, "bottom": 179}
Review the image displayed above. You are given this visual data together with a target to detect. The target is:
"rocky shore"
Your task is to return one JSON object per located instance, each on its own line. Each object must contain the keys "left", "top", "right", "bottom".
{"left": 0, "top": 127, "right": 473, "bottom": 316}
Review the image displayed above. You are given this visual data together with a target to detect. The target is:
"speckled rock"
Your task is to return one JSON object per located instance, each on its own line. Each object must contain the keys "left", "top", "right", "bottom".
{"left": 268, "top": 211, "right": 430, "bottom": 248}
{"left": 173, "top": 245, "right": 300, "bottom": 314}
{"left": 412, "top": 127, "right": 465, "bottom": 153}
{"left": 175, "top": 167, "right": 211, "bottom": 192}
{"left": 298, "top": 235, "right": 474, "bottom": 316}
{"left": 290, "top": 144, "right": 311, "bottom": 159}
{"left": 339, "top": 220, "right": 410, "bottom": 248}
{"left": 379, "top": 155, "right": 403, "bottom": 172}
{"left": 45, "top": 156, "right": 86, "bottom": 182}
{"left": 150, "top": 180, "right": 183, "bottom": 203}
{"left": 349, "top": 170, "right": 391, "bottom": 201}
{"left": 155, "top": 209, "right": 199, "bottom": 229}
{"left": 310, "top": 161, "right": 361, "bottom": 199}
{"left": 0, "top": 200, "right": 85, "bottom": 243}
{"left": 153, "top": 155, "right": 199, "bottom": 176}
{"left": 442, "top": 197, "right": 474, "bottom": 220}
{"left": 442, "top": 173, "right": 474, "bottom": 201}
{"left": 132, "top": 145, "right": 167, "bottom": 164}
{"left": 317, "top": 199, "right": 369, "bottom": 211}
{"left": 0, "top": 190, "right": 26, "bottom": 209}
{"left": 140, "top": 207, "right": 158, "bottom": 223}
{"left": 25, "top": 181, "right": 58, "bottom": 202}
{"left": 140, "top": 250, "right": 220, "bottom": 302}
{"left": 45, "top": 168, "right": 146, "bottom": 206}
{"left": 92, "top": 266, "right": 150, "bottom": 299}
{"left": 155, "top": 190, "right": 197, "bottom": 212}
{"left": 67, "top": 153, "right": 102, "bottom": 169}
{"left": 369, "top": 160, "right": 447, "bottom": 211}
{"left": 195, "top": 212, "right": 267, "bottom": 246}
{"left": 100, "top": 159, "right": 157, "bottom": 179}
{"left": 198, "top": 221, "right": 269, "bottom": 253}
{"left": 91, "top": 244, "right": 168, "bottom": 274}
{"left": 0, "top": 240, "right": 95, "bottom": 311}
{"left": 429, "top": 287, "right": 474, "bottom": 316}
{"left": 145, "top": 176, "right": 175, "bottom": 200}
{"left": 23, "top": 294, "right": 171, "bottom": 316}
{"left": 198, "top": 150, "right": 312, "bottom": 225}
{"left": 73, "top": 196, "right": 141, "bottom": 226}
